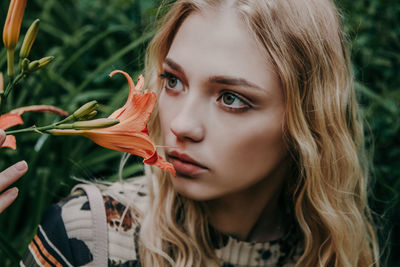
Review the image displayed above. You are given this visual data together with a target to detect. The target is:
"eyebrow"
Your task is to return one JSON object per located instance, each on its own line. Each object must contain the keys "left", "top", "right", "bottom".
{"left": 208, "top": 76, "right": 263, "bottom": 91}
{"left": 163, "top": 57, "right": 264, "bottom": 91}
{"left": 164, "top": 58, "right": 186, "bottom": 75}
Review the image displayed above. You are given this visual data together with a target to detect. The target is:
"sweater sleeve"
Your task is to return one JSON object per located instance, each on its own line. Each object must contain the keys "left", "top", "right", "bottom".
{"left": 20, "top": 191, "right": 93, "bottom": 266}
{"left": 20, "top": 177, "right": 149, "bottom": 267}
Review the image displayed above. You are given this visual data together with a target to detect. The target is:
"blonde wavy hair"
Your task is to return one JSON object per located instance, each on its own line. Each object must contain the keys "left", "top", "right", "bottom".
{"left": 133, "top": 0, "right": 382, "bottom": 266}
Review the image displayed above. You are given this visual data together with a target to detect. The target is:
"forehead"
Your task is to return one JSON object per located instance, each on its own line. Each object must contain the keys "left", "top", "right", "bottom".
{"left": 166, "top": 8, "right": 277, "bottom": 89}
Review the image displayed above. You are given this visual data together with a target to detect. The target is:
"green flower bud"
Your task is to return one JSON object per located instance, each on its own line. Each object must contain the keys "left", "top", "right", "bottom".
{"left": 78, "top": 110, "right": 98, "bottom": 121}
{"left": 54, "top": 118, "right": 119, "bottom": 130}
{"left": 19, "top": 19, "right": 40, "bottom": 60}
{"left": 72, "top": 100, "right": 98, "bottom": 120}
{"left": 72, "top": 118, "right": 119, "bottom": 129}
{"left": 37, "top": 56, "right": 54, "bottom": 68}
{"left": 54, "top": 123, "right": 74, "bottom": 129}
{"left": 25, "top": 56, "right": 54, "bottom": 73}
{"left": 27, "top": 60, "right": 40, "bottom": 72}
{"left": 20, "top": 58, "right": 29, "bottom": 72}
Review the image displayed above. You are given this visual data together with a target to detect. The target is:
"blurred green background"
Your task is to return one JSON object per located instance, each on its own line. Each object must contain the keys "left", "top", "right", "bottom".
{"left": 0, "top": 0, "right": 398, "bottom": 266}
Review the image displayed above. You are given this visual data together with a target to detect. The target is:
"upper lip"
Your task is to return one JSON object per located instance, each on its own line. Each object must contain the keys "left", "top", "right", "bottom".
{"left": 167, "top": 150, "right": 208, "bottom": 169}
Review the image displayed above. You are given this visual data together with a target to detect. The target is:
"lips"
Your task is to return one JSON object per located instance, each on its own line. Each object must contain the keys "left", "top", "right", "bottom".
{"left": 167, "top": 150, "right": 208, "bottom": 176}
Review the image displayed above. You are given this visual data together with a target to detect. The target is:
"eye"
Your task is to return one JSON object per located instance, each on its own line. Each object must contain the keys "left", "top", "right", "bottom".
{"left": 160, "top": 72, "right": 183, "bottom": 92}
{"left": 217, "top": 91, "right": 251, "bottom": 112}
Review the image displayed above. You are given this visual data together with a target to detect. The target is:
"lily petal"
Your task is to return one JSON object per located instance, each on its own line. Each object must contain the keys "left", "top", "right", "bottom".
{"left": 1, "top": 135, "right": 17, "bottom": 149}
{"left": 9, "top": 105, "right": 69, "bottom": 116}
{"left": 0, "top": 114, "right": 23, "bottom": 130}
{"left": 108, "top": 71, "right": 151, "bottom": 122}
{"left": 154, "top": 155, "right": 176, "bottom": 176}
{"left": 108, "top": 70, "right": 137, "bottom": 119}
{"left": 110, "top": 93, "right": 156, "bottom": 132}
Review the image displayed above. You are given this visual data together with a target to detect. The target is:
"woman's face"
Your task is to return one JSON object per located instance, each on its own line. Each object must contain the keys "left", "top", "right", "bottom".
{"left": 158, "top": 8, "right": 287, "bottom": 201}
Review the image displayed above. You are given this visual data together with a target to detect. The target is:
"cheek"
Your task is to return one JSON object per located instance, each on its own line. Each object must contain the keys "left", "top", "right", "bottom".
{"left": 158, "top": 92, "right": 174, "bottom": 141}
{"left": 211, "top": 114, "right": 287, "bottom": 181}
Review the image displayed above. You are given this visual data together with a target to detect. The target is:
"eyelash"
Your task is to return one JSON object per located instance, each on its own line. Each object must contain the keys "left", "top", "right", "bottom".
{"left": 160, "top": 71, "right": 183, "bottom": 92}
{"left": 216, "top": 91, "right": 251, "bottom": 113}
{"left": 159, "top": 71, "right": 251, "bottom": 113}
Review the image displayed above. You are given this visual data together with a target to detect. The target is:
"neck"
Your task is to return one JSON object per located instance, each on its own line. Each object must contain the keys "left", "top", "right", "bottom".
{"left": 205, "top": 162, "right": 288, "bottom": 242}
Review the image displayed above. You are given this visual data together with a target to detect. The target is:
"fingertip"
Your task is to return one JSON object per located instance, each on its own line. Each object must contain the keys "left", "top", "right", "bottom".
{"left": 0, "top": 188, "right": 19, "bottom": 214}
{"left": 9, "top": 187, "right": 18, "bottom": 198}
{"left": 15, "top": 160, "right": 28, "bottom": 171}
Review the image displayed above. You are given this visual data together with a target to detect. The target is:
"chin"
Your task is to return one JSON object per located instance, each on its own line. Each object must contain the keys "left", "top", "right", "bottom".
{"left": 172, "top": 176, "right": 216, "bottom": 201}
{"left": 177, "top": 191, "right": 211, "bottom": 201}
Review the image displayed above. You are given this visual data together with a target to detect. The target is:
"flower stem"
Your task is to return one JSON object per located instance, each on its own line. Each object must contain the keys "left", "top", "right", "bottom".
{"left": 5, "top": 124, "right": 54, "bottom": 135}
{"left": 0, "top": 72, "right": 25, "bottom": 115}
{"left": 6, "top": 49, "right": 15, "bottom": 79}
{"left": 4, "top": 72, "right": 24, "bottom": 98}
{"left": 4, "top": 115, "right": 77, "bottom": 135}
{"left": 55, "top": 115, "right": 75, "bottom": 125}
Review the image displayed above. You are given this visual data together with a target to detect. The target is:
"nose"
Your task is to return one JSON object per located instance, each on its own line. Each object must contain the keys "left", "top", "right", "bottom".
{"left": 170, "top": 94, "right": 205, "bottom": 143}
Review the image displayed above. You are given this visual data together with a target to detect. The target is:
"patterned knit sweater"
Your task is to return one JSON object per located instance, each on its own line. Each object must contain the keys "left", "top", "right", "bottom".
{"left": 20, "top": 176, "right": 303, "bottom": 267}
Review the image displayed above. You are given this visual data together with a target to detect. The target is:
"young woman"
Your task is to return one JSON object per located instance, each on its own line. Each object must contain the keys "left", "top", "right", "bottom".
{"left": 7, "top": 0, "right": 382, "bottom": 266}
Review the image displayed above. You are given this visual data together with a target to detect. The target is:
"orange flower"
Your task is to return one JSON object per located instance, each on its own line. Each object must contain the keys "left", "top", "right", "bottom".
{"left": 3, "top": 0, "right": 27, "bottom": 50}
{"left": 49, "top": 70, "right": 176, "bottom": 176}
{"left": 0, "top": 105, "right": 69, "bottom": 149}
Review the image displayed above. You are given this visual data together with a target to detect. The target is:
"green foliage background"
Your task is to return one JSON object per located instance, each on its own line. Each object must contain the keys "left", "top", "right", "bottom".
{"left": 0, "top": 0, "right": 398, "bottom": 266}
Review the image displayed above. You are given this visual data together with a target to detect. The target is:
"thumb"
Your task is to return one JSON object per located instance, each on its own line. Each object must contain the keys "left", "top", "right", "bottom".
{"left": 0, "top": 129, "right": 6, "bottom": 145}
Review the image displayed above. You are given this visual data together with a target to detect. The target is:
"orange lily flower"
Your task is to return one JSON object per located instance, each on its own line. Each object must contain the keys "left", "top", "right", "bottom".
{"left": 49, "top": 70, "right": 176, "bottom": 176}
{"left": 3, "top": 0, "right": 27, "bottom": 50}
{"left": 0, "top": 105, "right": 69, "bottom": 149}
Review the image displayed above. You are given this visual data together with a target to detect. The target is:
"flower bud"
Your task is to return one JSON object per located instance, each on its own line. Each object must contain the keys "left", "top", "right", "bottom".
{"left": 53, "top": 123, "right": 74, "bottom": 129}
{"left": 27, "top": 60, "right": 40, "bottom": 73}
{"left": 20, "top": 58, "right": 30, "bottom": 73}
{"left": 72, "top": 118, "right": 119, "bottom": 129}
{"left": 26, "top": 56, "right": 54, "bottom": 73}
{"left": 3, "top": 0, "right": 27, "bottom": 78}
{"left": 20, "top": 19, "right": 40, "bottom": 60}
{"left": 54, "top": 118, "right": 119, "bottom": 130}
{"left": 78, "top": 110, "right": 98, "bottom": 121}
{"left": 37, "top": 56, "right": 54, "bottom": 69}
{"left": 72, "top": 101, "right": 98, "bottom": 120}
{"left": 3, "top": 0, "right": 27, "bottom": 50}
